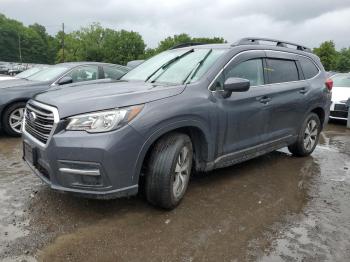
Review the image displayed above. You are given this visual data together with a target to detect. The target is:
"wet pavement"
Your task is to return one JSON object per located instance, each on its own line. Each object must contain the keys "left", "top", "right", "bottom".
{"left": 0, "top": 123, "right": 349, "bottom": 262}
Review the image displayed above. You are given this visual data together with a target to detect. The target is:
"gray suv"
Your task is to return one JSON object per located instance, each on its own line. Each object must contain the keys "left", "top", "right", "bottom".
{"left": 22, "top": 38, "right": 332, "bottom": 209}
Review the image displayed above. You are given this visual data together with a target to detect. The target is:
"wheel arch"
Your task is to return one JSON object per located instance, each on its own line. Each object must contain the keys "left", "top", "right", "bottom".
{"left": 132, "top": 121, "right": 213, "bottom": 185}
{"left": 310, "top": 107, "right": 325, "bottom": 126}
{"left": 1, "top": 98, "right": 29, "bottom": 118}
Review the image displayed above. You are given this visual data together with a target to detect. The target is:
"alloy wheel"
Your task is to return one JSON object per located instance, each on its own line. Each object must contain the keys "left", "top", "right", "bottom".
{"left": 303, "top": 119, "right": 318, "bottom": 151}
{"left": 9, "top": 108, "right": 24, "bottom": 134}
{"left": 173, "top": 146, "right": 191, "bottom": 199}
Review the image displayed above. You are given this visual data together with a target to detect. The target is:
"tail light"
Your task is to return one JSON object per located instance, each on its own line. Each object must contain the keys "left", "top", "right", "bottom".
{"left": 325, "top": 78, "right": 333, "bottom": 91}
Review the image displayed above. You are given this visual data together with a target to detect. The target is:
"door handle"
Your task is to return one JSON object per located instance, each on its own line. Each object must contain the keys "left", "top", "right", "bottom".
{"left": 258, "top": 96, "right": 271, "bottom": 104}
{"left": 299, "top": 88, "right": 308, "bottom": 94}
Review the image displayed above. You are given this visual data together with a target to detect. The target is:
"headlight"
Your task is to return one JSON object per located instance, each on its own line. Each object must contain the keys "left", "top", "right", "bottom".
{"left": 66, "top": 105, "right": 144, "bottom": 133}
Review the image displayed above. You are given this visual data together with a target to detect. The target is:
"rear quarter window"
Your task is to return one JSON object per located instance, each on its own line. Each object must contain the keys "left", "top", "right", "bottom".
{"left": 299, "top": 57, "right": 319, "bottom": 79}
{"left": 265, "top": 59, "right": 299, "bottom": 84}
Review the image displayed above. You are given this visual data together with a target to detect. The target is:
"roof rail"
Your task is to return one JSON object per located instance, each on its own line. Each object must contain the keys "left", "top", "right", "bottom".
{"left": 232, "top": 37, "right": 312, "bottom": 53}
{"left": 169, "top": 42, "right": 207, "bottom": 50}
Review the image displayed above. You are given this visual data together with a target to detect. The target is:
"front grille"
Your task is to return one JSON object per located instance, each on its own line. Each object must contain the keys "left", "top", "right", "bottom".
{"left": 24, "top": 103, "right": 55, "bottom": 144}
{"left": 334, "top": 104, "right": 348, "bottom": 111}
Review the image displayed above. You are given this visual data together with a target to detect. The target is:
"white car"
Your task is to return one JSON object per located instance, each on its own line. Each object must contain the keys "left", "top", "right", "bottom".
{"left": 330, "top": 73, "right": 350, "bottom": 120}
{"left": 0, "top": 75, "right": 15, "bottom": 81}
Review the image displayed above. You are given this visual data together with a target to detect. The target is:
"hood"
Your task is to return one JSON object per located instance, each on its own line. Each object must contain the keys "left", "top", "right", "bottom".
{"left": 35, "top": 80, "right": 185, "bottom": 118}
{"left": 332, "top": 87, "right": 350, "bottom": 103}
{"left": 0, "top": 78, "right": 49, "bottom": 89}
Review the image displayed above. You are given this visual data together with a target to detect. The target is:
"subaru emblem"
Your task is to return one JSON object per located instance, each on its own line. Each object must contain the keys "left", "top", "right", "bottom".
{"left": 29, "top": 111, "right": 37, "bottom": 121}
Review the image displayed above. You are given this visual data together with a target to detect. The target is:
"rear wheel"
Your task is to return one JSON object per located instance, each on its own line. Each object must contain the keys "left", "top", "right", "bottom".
{"left": 2, "top": 102, "right": 26, "bottom": 137}
{"left": 145, "top": 133, "right": 193, "bottom": 209}
{"left": 288, "top": 113, "right": 321, "bottom": 157}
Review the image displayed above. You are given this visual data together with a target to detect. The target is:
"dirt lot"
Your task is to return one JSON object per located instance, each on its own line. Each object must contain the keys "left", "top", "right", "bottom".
{"left": 0, "top": 122, "right": 349, "bottom": 262}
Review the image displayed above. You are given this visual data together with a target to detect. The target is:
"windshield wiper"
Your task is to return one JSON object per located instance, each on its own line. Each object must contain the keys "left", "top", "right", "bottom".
{"left": 182, "top": 49, "right": 212, "bottom": 84}
{"left": 145, "top": 49, "right": 194, "bottom": 83}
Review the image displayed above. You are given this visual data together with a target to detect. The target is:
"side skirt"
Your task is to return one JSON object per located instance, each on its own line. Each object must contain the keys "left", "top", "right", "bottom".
{"left": 202, "top": 135, "right": 295, "bottom": 171}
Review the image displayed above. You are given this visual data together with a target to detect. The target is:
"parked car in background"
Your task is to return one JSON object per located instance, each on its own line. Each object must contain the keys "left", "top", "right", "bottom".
{"left": 326, "top": 71, "right": 338, "bottom": 78}
{"left": 127, "top": 60, "right": 144, "bottom": 68}
{"left": 22, "top": 38, "right": 331, "bottom": 209}
{"left": 0, "top": 62, "right": 130, "bottom": 136}
{"left": 329, "top": 73, "right": 350, "bottom": 120}
{"left": 14, "top": 65, "right": 49, "bottom": 79}
{"left": 0, "top": 64, "right": 9, "bottom": 74}
{"left": 8, "top": 64, "right": 28, "bottom": 75}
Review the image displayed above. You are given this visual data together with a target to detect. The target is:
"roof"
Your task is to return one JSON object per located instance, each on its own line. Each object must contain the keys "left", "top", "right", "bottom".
{"left": 170, "top": 37, "right": 313, "bottom": 56}
{"left": 54, "top": 62, "right": 125, "bottom": 68}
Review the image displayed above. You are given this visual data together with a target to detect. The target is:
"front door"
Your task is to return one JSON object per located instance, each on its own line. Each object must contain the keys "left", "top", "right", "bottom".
{"left": 210, "top": 51, "right": 272, "bottom": 157}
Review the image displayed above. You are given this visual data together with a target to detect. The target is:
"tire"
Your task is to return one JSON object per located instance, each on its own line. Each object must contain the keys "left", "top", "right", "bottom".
{"left": 288, "top": 113, "right": 321, "bottom": 157}
{"left": 2, "top": 102, "right": 26, "bottom": 137}
{"left": 145, "top": 133, "right": 193, "bottom": 209}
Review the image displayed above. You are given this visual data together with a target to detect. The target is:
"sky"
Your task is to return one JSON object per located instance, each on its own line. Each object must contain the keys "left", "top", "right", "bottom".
{"left": 1, "top": 0, "right": 350, "bottom": 49}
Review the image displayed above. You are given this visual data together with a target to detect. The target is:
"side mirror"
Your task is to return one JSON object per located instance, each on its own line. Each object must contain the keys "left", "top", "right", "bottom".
{"left": 57, "top": 76, "right": 73, "bottom": 85}
{"left": 223, "top": 77, "right": 250, "bottom": 96}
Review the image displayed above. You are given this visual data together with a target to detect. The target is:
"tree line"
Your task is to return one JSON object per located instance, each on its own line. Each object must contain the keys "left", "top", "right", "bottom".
{"left": 1, "top": 13, "right": 349, "bottom": 72}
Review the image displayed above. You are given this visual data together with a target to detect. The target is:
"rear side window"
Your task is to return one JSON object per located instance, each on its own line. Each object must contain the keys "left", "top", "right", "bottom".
{"left": 266, "top": 59, "right": 299, "bottom": 84}
{"left": 299, "top": 57, "right": 319, "bottom": 79}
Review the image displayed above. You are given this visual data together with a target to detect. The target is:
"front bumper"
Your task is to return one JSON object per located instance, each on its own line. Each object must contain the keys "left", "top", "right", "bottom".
{"left": 330, "top": 101, "right": 349, "bottom": 120}
{"left": 22, "top": 124, "right": 145, "bottom": 199}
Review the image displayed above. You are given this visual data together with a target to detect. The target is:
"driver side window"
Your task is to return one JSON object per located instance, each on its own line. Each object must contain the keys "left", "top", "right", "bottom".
{"left": 212, "top": 58, "right": 264, "bottom": 91}
{"left": 66, "top": 65, "right": 99, "bottom": 83}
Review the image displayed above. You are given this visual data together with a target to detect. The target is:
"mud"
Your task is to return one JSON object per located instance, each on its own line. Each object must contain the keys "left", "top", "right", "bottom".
{"left": 0, "top": 123, "right": 349, "bottom": 261}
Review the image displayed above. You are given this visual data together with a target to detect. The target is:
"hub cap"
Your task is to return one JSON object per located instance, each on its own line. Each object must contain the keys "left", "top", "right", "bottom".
{"left": 304, "top": 119, "right": 318, "bottom": 151}
{"left": 9, "top": 108, "right": 25, "bottom": 134}
{"left": 173, "top": 146, "right": 191, "bottom": 199}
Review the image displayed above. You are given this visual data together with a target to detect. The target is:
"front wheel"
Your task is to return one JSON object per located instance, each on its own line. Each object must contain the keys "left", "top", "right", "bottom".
{"left": 2, "top": 102, "right": 26, "bottom": 137}
{"left": 145, "top": 133, "right": 193, "bottom": 209}
{"left": 288, "top": 113, "right": 321, "bottom": 157}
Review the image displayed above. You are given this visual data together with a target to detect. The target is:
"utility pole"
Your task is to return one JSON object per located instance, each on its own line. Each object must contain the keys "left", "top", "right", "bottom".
{"left": 62, "top": 23, "right": 65, "bottom": 62}
{"left": 18, "top": 32, "right": 22, "bottom": 63}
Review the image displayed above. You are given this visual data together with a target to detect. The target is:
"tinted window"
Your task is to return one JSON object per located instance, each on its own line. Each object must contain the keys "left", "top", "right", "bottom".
{"left": 212, "top": 59, "right": 264, "bottom": 91}
{"left": 226, "top": 59, "right": 264, "bottom": 86}
{"left": 266, "top": 59, "right": 299, "bottom": 84}
{"left": 299, "top": 57, "right": 319, "bottom": 79}
{"left": 66, "top": 65, "right": 99, "bottom": 83}
{"left": 103, "top": 65, "right": 128, "bottom": 80}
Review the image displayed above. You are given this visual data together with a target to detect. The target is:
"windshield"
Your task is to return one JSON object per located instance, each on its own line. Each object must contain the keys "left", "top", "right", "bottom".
{"left": 122, "top": 48, "right": 226, "bottom": 85}
{"left": 15, "top": 67, "right": 47, "bottom": 79}
{"left": 331, "top": 74, "right": 350, "bottom": 87}
{"left": 26, "top": 66, "right": 68, "bottom": 82}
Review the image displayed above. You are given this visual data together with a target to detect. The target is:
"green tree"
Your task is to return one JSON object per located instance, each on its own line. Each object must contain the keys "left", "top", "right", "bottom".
{"left": 313, "top": 41, "right": 338, "bottom": 71}
{"left": 336, "top": 48, "right": 350, "bottom": 73}
{"left": 103, "top": 29, "right": 145, "bottom": 64}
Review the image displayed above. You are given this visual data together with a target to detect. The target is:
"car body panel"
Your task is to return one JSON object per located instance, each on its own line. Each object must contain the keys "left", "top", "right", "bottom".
{"left": 22, "top": 43, "right": 331, "bottom": 198}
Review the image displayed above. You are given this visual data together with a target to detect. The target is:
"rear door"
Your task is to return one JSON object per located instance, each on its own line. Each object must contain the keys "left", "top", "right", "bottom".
{"left": 264, "top": 51, "right": 308, "bottom": 140}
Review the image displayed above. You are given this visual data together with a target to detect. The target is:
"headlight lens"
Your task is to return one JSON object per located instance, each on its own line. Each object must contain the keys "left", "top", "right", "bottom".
{"left": 66, "top": 105, "right": 144, "bottom": 133}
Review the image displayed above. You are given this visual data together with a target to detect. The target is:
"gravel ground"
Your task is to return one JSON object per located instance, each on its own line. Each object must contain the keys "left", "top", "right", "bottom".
{"left": 0, "top": 122, "right": 349, "bottom": 262}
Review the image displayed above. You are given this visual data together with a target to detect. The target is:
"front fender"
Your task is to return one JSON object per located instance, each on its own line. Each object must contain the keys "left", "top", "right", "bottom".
{"left": 131, "top": 119, "right": 214, "bottom": 185}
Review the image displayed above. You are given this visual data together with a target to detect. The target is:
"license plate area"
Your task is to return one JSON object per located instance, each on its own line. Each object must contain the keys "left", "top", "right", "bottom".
{"left": 23, "top": 142, "right": 37, "bottom": 166}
